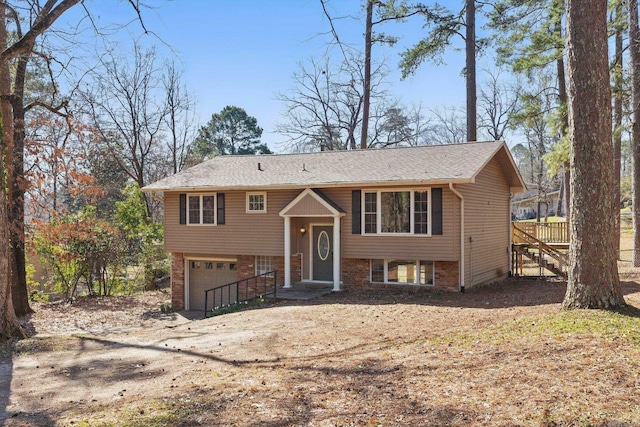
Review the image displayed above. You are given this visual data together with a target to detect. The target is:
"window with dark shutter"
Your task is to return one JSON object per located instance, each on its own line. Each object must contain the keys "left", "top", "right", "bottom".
{"left": 179, "top": 194, "right": 186, "bottom": 224}
{"left": 351, "top": 190, "right": 361, "bottom": 234}
{"left": 217, "top": 193, "right": 225, "bottom": 225}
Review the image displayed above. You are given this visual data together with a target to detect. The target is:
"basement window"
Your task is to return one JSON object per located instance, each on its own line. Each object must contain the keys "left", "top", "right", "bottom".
{"left": 370, "top": 260, "right": 434, "bottom": 285}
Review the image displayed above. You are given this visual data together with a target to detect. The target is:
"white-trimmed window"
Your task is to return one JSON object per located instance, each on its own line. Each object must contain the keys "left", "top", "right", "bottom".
{"left": 247, "top": 192, "right": 267, "bottom": 213}
{"left": 256, "top": 256, "right": 274, "bottom": 277}
{"left": 188, "top": 194, "right": 216, "bottom": 225}
{"left": 370, "top": 259, "right": 434, "bottom": 285}
{"left": 362, "top": 189, "right": 430, "bottom": 235}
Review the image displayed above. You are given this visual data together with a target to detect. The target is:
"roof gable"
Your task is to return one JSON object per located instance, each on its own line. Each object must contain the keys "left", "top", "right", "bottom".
{"left": 280, "top": 188, "right": 345, "bottom": 217}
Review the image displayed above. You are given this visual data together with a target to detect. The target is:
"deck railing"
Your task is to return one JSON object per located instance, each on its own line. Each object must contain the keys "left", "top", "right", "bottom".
{"left": 204, "top": 270, "right": 277, "bottom": 318}
{"left": 512, "top": 225, "right": 568, "bottom": 273}
{"left": 512, "top": 221, "right": 569, "bottom": 244}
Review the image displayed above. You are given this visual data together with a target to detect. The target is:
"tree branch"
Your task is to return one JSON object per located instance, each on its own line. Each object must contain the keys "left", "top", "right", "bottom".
{"left": 0, "top": 0, "right": 82, "bottom": 63}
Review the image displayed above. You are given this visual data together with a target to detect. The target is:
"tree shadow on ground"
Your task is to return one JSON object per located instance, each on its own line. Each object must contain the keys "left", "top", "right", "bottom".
{"left": 0, "top": 346, "right": 55, "bottom": 426}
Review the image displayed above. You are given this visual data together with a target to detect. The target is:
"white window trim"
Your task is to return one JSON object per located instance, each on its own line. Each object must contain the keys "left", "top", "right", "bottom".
{"left": 187, "top": 193, "right": 217, "bottom": 226}
{"left": 246, "top": 192, "right": 267, "bottom": 213}
{"left": 370, "top": 259, "right": 434, "bottom": 286}
{"left": 362, "top": 188, "right": 431, "bottom": 236}
{"left": 255, "top": 255, "right": 274, "bottom": 277}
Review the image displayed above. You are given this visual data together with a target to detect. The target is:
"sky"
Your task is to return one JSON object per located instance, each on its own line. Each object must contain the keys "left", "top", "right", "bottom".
{"left": 57, "top": 0, "right": 477, "bottom": 152}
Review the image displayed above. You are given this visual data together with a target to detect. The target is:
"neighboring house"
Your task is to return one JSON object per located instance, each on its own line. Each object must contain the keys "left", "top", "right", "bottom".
{"left": 511, "top": 188, "right": 562, "bottom": 220}
{"left": 143, "top": 141, "right": 526, "bottom": 311}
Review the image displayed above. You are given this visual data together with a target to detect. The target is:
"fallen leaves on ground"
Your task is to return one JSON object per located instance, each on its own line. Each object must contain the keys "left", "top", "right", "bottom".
{"left": 3, "top": 280, "right": 640, "bottom": 426}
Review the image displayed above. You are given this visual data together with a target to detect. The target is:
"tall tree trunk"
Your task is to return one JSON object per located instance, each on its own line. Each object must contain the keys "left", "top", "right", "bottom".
{"left": 631, "top": 0, "right": 640, "bottom": 268}
{"left": 555, "top": 177, "right": 564, "bottom": 216}
{"left": 360, "top": 0, "right": 372, "bottom": 150}
{"left": 465, "top": 0, "right": 476, "bottom": 142}
{"left": 563, "top": 0, "right": 624, "bottom": 309}
{"left": 555, "top": 2, "right": 571, "bottom": 220}
{"left": 613, "top": 6, "right": 623, "bottom": 260}
{"left": 9, "top": 56, "right": 31, "bottom": 317}
{"left": 0, "top": 11, "right": 24, "bottom": 339}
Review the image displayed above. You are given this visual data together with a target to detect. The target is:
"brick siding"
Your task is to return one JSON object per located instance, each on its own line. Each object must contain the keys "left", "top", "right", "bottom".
{"left": 235, "top": 254, "right": 302, "bottom": 300}
{"left": 342, "top": 258, "right": 460, "bottom": 292}
{"left": 434, "top": 261, "right": 460, "bottom": 291}
{"left": 170, "top": 253, "right": 185, "bottom": 310}
{"left": 170, "top": 252, "right": 461, "bottom": 311}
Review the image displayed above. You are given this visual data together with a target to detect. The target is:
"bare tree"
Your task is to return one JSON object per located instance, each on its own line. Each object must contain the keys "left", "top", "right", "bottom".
{"left": 277, "top": 54, "right": 398, "bottom": 152}
{"left": 368, "top": 104, "right": 428, "bottom": 148}
{"left": 424, "top": 106, "right": 467, "bottom": 145}
{"left": 82, "top": 42, "right": 169, "bottom": 217}
{"left": 0, "top": 0, "right": 154, "bottom": 338}
{"left": 0, "top": 0, "right": 92, "bottom": 338}
{"left": 478, "top": 68, "right": 522, "bottom": 141}
{"left": 163, "top": 60, "right": 195, "bottom": 174}
{"left": 563, "top": 0, "right": 623, "bottom": 309}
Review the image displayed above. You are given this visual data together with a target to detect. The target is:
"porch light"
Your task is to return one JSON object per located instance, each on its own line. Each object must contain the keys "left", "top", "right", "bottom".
{"left": 300, "top": 226, "right": 306, "bottom": 235}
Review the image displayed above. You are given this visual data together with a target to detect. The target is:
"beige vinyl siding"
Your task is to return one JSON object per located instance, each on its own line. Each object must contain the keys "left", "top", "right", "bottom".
{"left": 166, "top": 186, "right": 459, "bottom": 262}
{"left": 318, "top": 186, "right": 459, "bottom": 261}
{"left": 460, "top": 157, "right": 511, "bottom": 286}
{"left": 284, "top": 192, "right": 334, "bottom": 216}
{"left": 164, "top": 190, "right": 300, "bottom": 255}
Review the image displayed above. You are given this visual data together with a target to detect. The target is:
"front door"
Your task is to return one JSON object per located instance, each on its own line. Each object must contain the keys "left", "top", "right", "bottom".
{"left": 312, "top": 225, "right": 333, "bottom": 281}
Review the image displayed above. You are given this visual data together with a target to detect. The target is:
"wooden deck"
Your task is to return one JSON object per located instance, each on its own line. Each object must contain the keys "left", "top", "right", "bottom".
{"left": 512, "top": 221, "right": 569, "bottom": 244}
{"left": 512, "top": 221, "right": 570, "bottom": 278}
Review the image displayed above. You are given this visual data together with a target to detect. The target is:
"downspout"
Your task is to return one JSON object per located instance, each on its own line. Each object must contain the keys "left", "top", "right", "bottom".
{"left": 508, "top": 192, "right": 514, "bottom": 277}
{"left": 449, "top": 183, "right": 465, "bottom": 293}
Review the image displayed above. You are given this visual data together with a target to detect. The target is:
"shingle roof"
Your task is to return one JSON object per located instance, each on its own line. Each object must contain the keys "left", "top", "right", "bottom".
{"left": 143, "top": 140, "right": 526, "bottom": 192}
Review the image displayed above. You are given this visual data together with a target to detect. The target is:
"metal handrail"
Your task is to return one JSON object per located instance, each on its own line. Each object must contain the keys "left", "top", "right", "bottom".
{"left": 204, "top": 270, "right": 277, "bottom": 318}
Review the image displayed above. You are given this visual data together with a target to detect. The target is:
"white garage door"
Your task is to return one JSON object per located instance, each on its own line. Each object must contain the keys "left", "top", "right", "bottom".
{"left": 188, "top": 260, "right": 238, "bottom": 311}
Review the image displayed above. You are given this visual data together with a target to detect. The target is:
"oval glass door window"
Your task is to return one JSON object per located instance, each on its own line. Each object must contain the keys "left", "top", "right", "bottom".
{"left": 317, "top": 230, "right": 330, "bottom": 261}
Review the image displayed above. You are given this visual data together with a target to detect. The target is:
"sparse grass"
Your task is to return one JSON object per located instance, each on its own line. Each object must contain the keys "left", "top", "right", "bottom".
{"left": 9, "top": 335, "right": 81, "bottom": 356}
{"left": 207, "top": 297, "right": 268, "bottom": 317}
{"left": 69, "top": 401, "right": 182, "bottom": 427}
{"left": 427, "top": 308, "right": 640, "bottom": 351}
{"left": 5, "top": 281, "right": 640, "bottom": 426}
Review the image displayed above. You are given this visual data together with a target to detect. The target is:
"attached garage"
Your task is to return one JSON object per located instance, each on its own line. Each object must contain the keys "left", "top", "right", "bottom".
{"left": 187, "top": 259, "right": 238, "bottom": 311}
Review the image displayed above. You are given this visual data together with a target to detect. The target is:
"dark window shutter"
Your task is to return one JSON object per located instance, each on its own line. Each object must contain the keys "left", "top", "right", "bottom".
{"left": 352, "top": 190, "right": 362, "bottom": 234}
{"left": 432, "top": 188, "right": 443, "bottom": 235}
{"left": 179, "top": 194, "right": 186, "bottom": 224}
{"left": 217, "top": 193, "right": 225, "bottom": 225}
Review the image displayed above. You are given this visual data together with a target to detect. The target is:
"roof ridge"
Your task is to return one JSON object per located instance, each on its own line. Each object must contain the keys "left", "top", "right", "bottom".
{"left": 204, "top": 140, "right": 505, "bottom": 161}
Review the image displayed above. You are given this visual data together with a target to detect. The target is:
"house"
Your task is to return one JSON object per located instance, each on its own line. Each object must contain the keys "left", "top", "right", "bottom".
{"left": 143, "top": 140, "right": 526, "bottom": 311}
{"left": 511, "top": 187, "right": 562, "bottom": 220}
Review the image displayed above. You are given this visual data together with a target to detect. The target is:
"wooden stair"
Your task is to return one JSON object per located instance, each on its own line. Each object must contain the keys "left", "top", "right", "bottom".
{"left": 513, "top": 244, "right": 567, "bottom": 278}
{"left": 512, "top": 223, "right": 568, "bottom": 278}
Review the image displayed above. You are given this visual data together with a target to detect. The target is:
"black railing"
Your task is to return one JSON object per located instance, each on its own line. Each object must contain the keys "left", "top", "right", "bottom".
{"left": 204, "top": 270, "right": 277, "bottom": 318}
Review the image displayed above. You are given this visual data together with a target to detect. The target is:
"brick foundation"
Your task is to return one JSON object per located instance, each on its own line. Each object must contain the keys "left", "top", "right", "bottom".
{"left": 342, "top": 258, "right": 371, "bottom": 288}
{"left": 170, "top": 253, "right": 461, "bottom": 310}
{"left": 291, "top": 253, "right": 302, "bottom": 284}
{"left": 434, "top": 261, "right": 460, "bottom": 292}
{"left": 236, "top": 254, "right": 302, "bottom": 300}
{"left": 170, "top": 253, "right": 185, "bottom": 310}
{"left": 342, "top": 258, "right": 460, "bottom": 292}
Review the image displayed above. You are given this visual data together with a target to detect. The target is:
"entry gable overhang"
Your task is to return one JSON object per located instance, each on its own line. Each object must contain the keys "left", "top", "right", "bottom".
{"left": 279, "top": 188, "right": 346, "bottom": 217}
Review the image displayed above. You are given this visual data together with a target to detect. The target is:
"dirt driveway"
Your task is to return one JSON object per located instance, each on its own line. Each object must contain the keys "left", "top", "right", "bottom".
{"left": 1, "top": 281, "right": 640, "bottom": 426}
